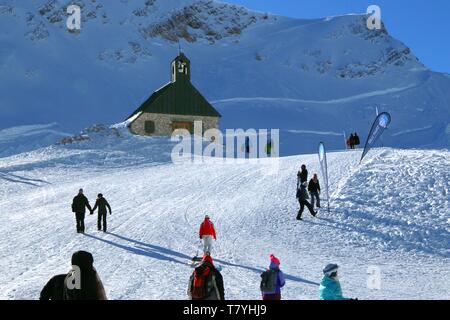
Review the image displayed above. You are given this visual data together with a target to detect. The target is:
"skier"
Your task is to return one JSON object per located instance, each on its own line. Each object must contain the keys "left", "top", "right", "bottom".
{"left": 260, "top": 254, "right": 285, "bottom": 300}
{"left": 319, "top": 264, "right": 353, "bottom": 300}
{"left": 187, "top": 252, "right": 225, "bottom": 300}
{"left": 297, "top": 164, "right": 308, "bottom": 185}
{"left": 308, "top": 174, "right": 321, "bottom": 209}
{"left": 353, "top": 132, "right": 360, "bottom": 147}
{"left": 296, "top": 182, "right": 317, "bottom": 220}
{"left": 91, "top": 193, "right": 112, "bottom": 232}
{"left": 199, "top": 215, "right": 216, "bottom": 254}
{"left": 71, "top": 189, "right": 92, "bottom": 234}
{"left": 40, "top": 251, "right": 107, "bottom": 300}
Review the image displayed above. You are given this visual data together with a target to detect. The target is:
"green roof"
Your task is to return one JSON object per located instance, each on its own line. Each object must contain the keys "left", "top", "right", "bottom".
{"left": 127, "top": 78, "right": 221, "bottom": 120}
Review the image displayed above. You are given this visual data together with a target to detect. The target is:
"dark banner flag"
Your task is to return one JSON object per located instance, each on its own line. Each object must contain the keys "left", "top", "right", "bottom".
{"left": 318, "top": 142, "right": 330, "bottom": 213}
{"left": 360, "top": 112, "right": 392, "bottom": 163}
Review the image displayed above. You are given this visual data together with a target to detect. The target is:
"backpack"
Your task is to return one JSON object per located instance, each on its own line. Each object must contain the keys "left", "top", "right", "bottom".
{"left": 260, "top": 269, "right": 277, "bottom": 293}
{"left": 190, "top": 265, "right": 213, "bottom": 299}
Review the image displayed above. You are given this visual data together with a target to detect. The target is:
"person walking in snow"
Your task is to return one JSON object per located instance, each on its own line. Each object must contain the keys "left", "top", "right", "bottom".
{"left": 348, "top": 134, "right": 355, "bottom": 149}
{"left": 296, "top": 182, "right": 317, "bottom": 220}
{"left": 308, "top": 174, "right": 321, "bottom": 209}
{"left": 71, "top": 189, "right": 92, "bottom": 234}
{"left": 40, "top": 251, "right": 107, "bottom": 300}
{"left": 319, "top": 264, "right": 354, "bottom": 300}
{"left": 260, "top": 254, "right": 286, "bottom": 300}
{"left": 297, "top": 164, "right": 308, "bottom": 186}
{"left": 188, "top": 252, "right": 225, "bottom": 300}
{"left": 199, "top": 215, "right": 217, "bottom": 254}
{"left": 245, "top": 136, "right": 251, "bottom": 154}
{"left": 91, "top": 193, "right": 112, "bottom": 232}
{"left": 265, "top": 139, "right": 273, "bottom": 156}
{"left": 353, "top": 132, "right": 360, "bottom": 148}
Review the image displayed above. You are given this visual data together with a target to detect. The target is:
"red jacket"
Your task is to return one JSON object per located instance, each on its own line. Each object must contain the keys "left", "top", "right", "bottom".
{"left": 199, "top": 219, "right": 216, "bottom": 240}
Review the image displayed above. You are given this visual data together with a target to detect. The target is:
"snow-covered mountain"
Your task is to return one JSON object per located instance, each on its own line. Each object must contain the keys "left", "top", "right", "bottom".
{"left": 0, "top": 0, "right": 449, "bottom": 155}
{"left": 0, "top": 130, "right": 448, "bottom": 299}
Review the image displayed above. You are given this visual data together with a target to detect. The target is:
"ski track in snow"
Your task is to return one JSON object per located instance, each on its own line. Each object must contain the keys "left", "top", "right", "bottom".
{"left": 286, "top": 130, "right": 344, "bottom": 137}
{"left": 211, "top": 84, "right": 419, "bottom": 106}
{"left": 0, "top": 143, "right": 449, "bottom": 300}
{"left": 392, "top": 126, "right": 434, "bottom": 137}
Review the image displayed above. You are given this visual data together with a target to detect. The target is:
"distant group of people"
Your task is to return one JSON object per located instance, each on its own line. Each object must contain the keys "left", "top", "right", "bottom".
{"left": 72, "top": 189, "right": 112, "bottom": 233}
{"left": 243, "top": 137, "right": 274, "bottom": 156}
{"left": 296, "top": 165, "right": 321, "bottom": 220}
{"left": 347, "top": 132, "right": 360, "bottom": 149}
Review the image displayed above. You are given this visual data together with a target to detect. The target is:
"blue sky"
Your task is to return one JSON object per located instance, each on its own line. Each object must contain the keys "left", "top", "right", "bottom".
{"left": 226, "top": 0, "right": 450, "bottom": 74}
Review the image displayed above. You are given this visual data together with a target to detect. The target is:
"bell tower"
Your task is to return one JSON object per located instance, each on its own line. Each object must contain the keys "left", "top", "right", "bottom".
{"left": 171, "top": 52, "right": 190, "bottom": 83}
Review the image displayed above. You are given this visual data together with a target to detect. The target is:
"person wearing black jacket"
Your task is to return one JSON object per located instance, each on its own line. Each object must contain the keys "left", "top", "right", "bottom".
{"left": 40, "top": 251, "right": 107, "bottom": 300}
{"left": 353, "top": 133, "right": 360, "bottom": 147}
{"left": 308, "top": 174, "right": 321, "bottom": 209}
{"left": 91, "top": 193, "right": 112, "bottom": 232}
{"left": 40, "top": 274, "right": 66, "bottom": 300}
{"left": 296, "top": 182, "right": 317, "bottom": 220}
{"left": 63, "top": 251, "right": 107, "bottom": 300}
{"left": 71, "top": 189, "right": 92, "bottom": 233}
{"left": 297, "top": 164, "right": 308, "bottom": 185}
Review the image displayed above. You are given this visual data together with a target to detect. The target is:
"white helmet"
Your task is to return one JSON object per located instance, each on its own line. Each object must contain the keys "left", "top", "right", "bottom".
{"left": 323, "top": 263, "right": 339, "bottom": 277}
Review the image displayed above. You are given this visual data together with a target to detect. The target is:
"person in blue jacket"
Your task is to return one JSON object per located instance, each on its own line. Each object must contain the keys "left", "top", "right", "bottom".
{"left": 319, "top": 264, "right": 354, "bottom": 300}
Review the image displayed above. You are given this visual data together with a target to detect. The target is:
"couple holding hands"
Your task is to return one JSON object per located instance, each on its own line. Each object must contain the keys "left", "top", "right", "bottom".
{"left": 71, "top": 189, "right": 112, "bottom": 233}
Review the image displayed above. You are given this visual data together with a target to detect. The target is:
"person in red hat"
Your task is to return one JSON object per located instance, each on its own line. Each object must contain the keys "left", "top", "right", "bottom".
{"left": 199, "top": 215, "right": 217, "bottom": 254}
{"left": 260, "top": 254, "right": 285, "bottom": 300}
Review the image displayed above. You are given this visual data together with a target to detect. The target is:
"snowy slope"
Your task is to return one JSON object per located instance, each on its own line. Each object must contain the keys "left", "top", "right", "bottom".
{"left": 0, "top": 132, "right": 448, "bottom": 300}
{"left": 0, "top": 123, "right": 71, "bottom": 158}
{"left": 0, "top": 0, "right": 449, "bottom": 155}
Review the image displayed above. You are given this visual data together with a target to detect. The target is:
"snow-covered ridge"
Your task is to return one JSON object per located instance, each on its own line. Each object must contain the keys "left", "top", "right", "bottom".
{"left": 17, "top": 0, "right": 276, "bottom": 44}
{"left": 0, "top": 123, "right": 71, "bottom": 158}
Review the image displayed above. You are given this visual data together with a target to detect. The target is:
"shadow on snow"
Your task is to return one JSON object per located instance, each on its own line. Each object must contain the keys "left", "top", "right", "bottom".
{"left": 84, "top": 232, "right": 320, "bottom": 287}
